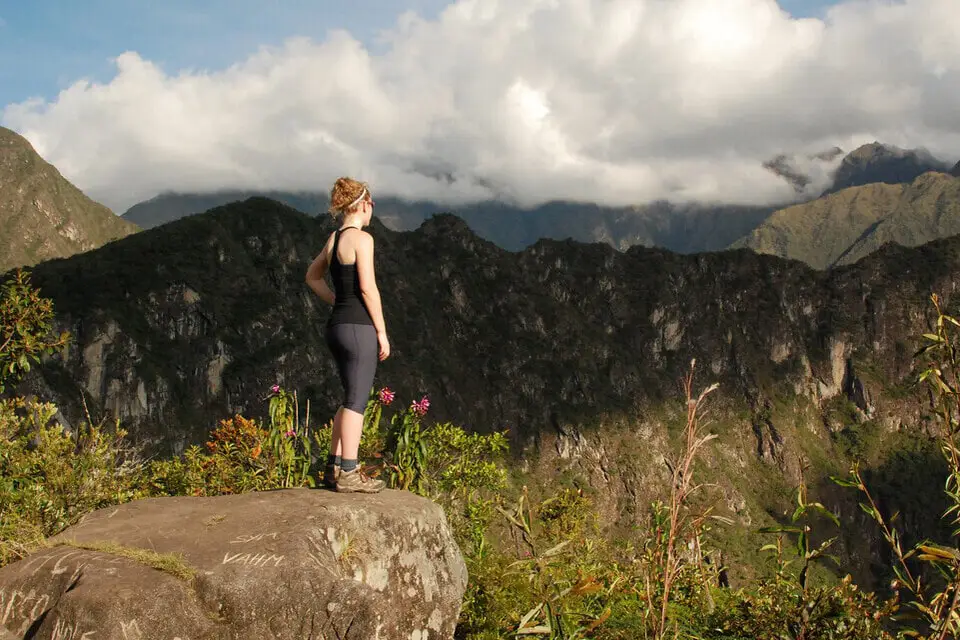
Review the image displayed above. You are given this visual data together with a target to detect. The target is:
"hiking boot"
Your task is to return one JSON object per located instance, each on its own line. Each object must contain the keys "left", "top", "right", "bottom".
{"left": 322, "top": 463, "right": 340, "bottom": 489}
{"left": 336, "top": 468, "right": 385, "bottom": 494}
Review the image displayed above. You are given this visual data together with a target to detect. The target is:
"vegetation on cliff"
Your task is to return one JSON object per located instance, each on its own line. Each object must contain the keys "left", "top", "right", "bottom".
{"left": 22, "top": 196, "right": 957, "bottom": 451}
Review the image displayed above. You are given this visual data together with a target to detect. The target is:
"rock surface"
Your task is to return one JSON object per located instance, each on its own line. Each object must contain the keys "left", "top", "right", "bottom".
{"left": 0, "top": 489, "right": 466, "bottom": 639}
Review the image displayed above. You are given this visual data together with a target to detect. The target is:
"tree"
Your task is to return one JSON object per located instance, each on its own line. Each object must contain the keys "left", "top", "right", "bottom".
{"left": 0, "top": 269, "right": 69, "bottom": 393}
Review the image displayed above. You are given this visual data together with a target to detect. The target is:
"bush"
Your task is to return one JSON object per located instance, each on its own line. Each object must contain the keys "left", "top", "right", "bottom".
{"left": 0, "top": 397, "right": 142, "bottom": 565}
{"left": 145, "top": 388, "right": 316, "bottom": 497}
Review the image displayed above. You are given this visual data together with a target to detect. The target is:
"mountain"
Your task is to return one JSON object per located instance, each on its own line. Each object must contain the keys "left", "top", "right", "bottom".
{"left": 951, "top": 160, "right": 960, "bottom": 177}
{"left": 118, "top": 142, "right": 954, "bottom": 264}
{"left": 0, "top": 127, "right": 138, "bottom": 272}
{"left": 14, "top": 196, "right": 958, "bottom": 586}
{"left": 825, "top": 142, "right": 949, "bottom": 194}
{"left": 730, "top": 182, "right": 901, "bottom": 269}
{"left": 123, "top": 190, "right": 772, "bottom": 254}
{"left": 835, "top": 171, "right": 960, "bottom": 265}
{"left": 18, "top": 196, "right": 931, "bottom": 456}
{"left": 33, "top": 196, "right": 935, "bottom": 449}
{"left": 123, "top": 190, "right": 329, "bottom": 230}
{"left": 731, "top": 171, "right": 960, "bottom": 269}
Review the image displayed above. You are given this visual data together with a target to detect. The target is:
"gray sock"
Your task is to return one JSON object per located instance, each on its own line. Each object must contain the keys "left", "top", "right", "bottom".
{"left": 341, "top": 458, "right": 358, "bottom": 473}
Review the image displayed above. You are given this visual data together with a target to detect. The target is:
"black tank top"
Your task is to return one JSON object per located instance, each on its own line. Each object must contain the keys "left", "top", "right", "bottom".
{"left": 328, "top": 228, "right": 374, "bottom": 326}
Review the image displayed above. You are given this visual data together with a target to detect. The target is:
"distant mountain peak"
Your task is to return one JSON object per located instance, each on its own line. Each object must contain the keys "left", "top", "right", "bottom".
{"left": 0, "top": 126, "right": 138, "bottom": 273}
{"left": 848, "top": 141, "right": 897, "bottom": 160}
{"left": 826, "top": 141, "right": 949, "bottom": 194}
{"left": 951, "top": 160, "right": 960, "bottom": 177}
{"left": 762, "top": 155, "right": 812, "bottom": 192}
{"left": 847, "top": 141, "right": 942, "bottom": 164}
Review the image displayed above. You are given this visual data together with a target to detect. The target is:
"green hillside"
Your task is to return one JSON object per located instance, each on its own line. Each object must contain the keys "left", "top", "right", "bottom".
{"left": 0, "top": 127, "right": 138, "bottom": 272}
{"left": 729, "top": 182, "right": 902, "bottom": 269}
{"left": 732, "top": 171, "right": 960, "bottom": 269}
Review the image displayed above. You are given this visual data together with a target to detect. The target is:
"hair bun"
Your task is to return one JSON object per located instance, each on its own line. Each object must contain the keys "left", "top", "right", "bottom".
{"left": 328, "top": 177, "right": 369, "bottom": 218}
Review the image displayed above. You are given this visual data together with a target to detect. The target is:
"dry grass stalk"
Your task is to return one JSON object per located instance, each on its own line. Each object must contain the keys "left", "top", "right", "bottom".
{"left": 654, "top": 359, "right": 719, "bottom": 639}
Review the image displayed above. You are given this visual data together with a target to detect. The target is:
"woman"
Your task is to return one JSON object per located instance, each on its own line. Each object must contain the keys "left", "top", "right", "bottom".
{"left": 305, "top": 177, "right": 390, "bottom": 493}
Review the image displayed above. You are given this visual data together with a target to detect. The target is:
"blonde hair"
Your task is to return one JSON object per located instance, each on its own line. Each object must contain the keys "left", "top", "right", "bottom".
{"left": 328, "top": 177, "right": 371, "bottom": 218}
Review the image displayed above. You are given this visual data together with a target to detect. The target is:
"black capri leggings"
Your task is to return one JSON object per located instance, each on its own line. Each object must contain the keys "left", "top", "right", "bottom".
{"left": 325, "top": 323, "right": 378, "bottom": 414}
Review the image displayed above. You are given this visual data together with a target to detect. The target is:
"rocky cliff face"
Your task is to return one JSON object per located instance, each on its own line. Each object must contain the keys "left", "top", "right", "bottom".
{"left": 0, "top": 127, "right": 138, "bottom": 272}
{"left": 16, "top": 197, "right": 957, "bottom": 582}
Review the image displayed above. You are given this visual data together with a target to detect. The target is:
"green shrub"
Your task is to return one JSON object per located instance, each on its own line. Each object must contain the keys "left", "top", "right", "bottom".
{"left": 0, "top": 397, "right": 142, "bottom": 565}
{"left": 702, "top": 576, "right": 895, "bottom": 640}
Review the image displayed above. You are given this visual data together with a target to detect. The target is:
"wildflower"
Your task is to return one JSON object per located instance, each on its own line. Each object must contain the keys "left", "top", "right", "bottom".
{"left": 285, "top": 429, "right": 295, "bottom": 438}
{"left": 378, "top": 387, "right": 395, "bottom": 405}
{"left": 411, "top": 395, "right": 430, "bottom": 418}
{"left": 270, "top": 384, "right": 281, "bottom": 394}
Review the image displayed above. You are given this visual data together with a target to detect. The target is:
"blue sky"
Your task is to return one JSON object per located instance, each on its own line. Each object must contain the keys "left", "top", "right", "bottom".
{"left": 6, "top": 0, "right": 952, "bottom": 212}
{"left": 0, "top": 0, "right": 838, "bottom": 108}
{"left": 0, "top": 0, "right": 449, "bottom": 107}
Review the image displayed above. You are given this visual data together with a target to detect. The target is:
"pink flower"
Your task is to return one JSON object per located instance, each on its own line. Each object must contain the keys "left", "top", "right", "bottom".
{"left": 378, "top": 387, "right": 395, "bottom": 405}
{"left": 270, "top": 384, "right": 281, "bottom": 394}
{"left": 285, "top": 429, "right": 295, "bottom": 438}
{"left": 411, "top": 395, "right": 430, "bottom": 418}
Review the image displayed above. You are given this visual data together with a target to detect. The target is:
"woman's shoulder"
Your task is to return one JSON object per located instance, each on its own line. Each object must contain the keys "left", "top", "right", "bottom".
{"left": 348, "top": 228, "right": 375, "bottom": 245}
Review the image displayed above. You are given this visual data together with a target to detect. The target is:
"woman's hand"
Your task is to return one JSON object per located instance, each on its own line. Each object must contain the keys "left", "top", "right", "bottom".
{"left": 378, "top": 331, "right": 391, "bottom": 361}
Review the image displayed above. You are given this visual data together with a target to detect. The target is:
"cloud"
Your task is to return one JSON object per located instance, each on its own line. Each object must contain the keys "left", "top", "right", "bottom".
{"left": 3, "top": 0, "right": 960, "bottom": 212}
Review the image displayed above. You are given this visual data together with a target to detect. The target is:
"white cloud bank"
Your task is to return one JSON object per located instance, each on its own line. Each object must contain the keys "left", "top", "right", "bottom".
{"left": 4, "top": 0, "right": 960, "bottom": 212}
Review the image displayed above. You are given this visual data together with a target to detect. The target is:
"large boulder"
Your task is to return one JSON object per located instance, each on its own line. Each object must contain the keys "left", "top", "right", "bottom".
{"left": 0, "top": 489, "right": 467, "bottom": 639}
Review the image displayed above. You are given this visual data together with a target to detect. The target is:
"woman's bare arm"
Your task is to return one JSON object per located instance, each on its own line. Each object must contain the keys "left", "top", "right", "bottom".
{"left": 305, "top": 234, "right": 336, "bottom": 305}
